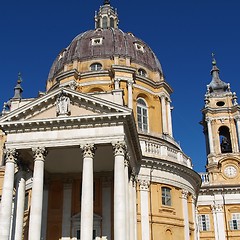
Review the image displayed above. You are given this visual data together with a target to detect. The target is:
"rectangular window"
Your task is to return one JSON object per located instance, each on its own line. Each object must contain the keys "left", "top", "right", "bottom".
{"left": 162, "top": 187, "right": 171, "bottom": 206}
{"left": 229, "top": 213, "right": 240, "bottom": 230}
{"left": 198, "top": 214, "right": 210, "bottom": 231}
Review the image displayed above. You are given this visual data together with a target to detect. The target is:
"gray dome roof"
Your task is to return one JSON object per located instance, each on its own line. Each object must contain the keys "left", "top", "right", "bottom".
{"left": 48, "top": 28, "right": 163, "bottom": 80}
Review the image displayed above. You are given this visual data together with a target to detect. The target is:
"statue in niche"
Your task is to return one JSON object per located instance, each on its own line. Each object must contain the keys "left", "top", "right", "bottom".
{"left": 56, "top": 92, "right": 71, "bottom": 116}
{"left": 221, "top": 136, "right": 231, "bottom": 153}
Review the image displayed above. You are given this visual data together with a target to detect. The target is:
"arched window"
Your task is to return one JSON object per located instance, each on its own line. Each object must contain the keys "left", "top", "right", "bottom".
{"left": 137, "top": 98, "right": 148, "bottom": 132}
{"left": 110, "top": 17, "right": 114, "bottom": 28}
{"left": 102, "top": 16, "right": 108, "bottom": 29}
{"left": 90, "top": 63, "right": 102, "bottom": 71}
{"left": 138, "top": 68, "right": 147, "bottom": 77}
{"left": 162, "top": 187, "right": 171, "bottom": 206}
{"left": 219, "top": 126, "right": 232, "bottom": 153}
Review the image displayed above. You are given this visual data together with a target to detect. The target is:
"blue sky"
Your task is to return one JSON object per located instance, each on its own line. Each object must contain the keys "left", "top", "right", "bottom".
{"left": 1, "top": 0, "right": 240, "bottom": 172}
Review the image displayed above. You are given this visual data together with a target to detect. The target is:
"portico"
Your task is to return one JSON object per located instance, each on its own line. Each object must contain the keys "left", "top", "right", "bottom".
{"left": 0, "top": 88, "right": 141, "bottom": 240}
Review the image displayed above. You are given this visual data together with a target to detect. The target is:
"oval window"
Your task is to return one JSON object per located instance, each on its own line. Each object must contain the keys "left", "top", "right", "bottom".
{"left": 216, "top": 101, "right": 225, "bottom": 106}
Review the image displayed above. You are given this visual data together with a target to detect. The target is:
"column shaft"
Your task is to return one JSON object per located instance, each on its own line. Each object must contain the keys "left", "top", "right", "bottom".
{"left": 0, "top": 149, "right": 17, "bottom": 240}
{"left": 235, "top": 118, "right": 240, "bottom": 149}
{"left": 182, "top": 190, "right": 190, "bottom": 240}
{"left": 191, "top": 197, "right": 197, "bottom": 240}
{"left": 28, "top": 147, "right": 46, "bottom": 240}
{"left": 127, "top": 81, "right": 133, "bottom": 109}
{"left": 125, "top": 160, "right": 130, "bottom": 240}
{"left": 13, "top": 171, "right": 26, "bottom": 240}
{"left": 166, "top": 99, "right": 173, "bottom": 137}
{"left": 207, "top": 119, "right": 214, "bottom": 154}
{"left": 129, "top": 174, "right": 137, "bottom": 240}
{"left": 161, "top": 95, "right": 168, "bottom": 134}
{"left": 133, "top": 180, "right": 138, "bottom": 240}
{"left": 113, "top": 142, "right": 126, "bottom": 240}
{"left": 80, "top": 144, "right": 95, "bottom": 240}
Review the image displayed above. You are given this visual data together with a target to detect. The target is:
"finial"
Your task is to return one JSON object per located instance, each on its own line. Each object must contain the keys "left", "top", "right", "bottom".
{"left": 104, "top": 0, "right": 110, "bottom": 5}
{"left": 212, "top": 52, "right": 217, "bottom": 66}
{"left": 12, "top": 72, "right": 23, "bottom": 100}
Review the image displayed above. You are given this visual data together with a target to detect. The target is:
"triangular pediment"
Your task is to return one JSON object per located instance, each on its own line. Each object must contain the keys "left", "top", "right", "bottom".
{"left": 0, "top": 87, "right": 131, "bottom": 124}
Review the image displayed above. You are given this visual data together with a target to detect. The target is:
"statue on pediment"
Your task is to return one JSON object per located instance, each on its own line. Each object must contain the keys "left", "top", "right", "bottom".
{"left": 56, "top": 92, "right": 71, "bottom": 116}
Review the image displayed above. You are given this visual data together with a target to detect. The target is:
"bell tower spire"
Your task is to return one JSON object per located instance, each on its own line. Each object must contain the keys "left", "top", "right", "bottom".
{"left": 201, "top": 55, "right": 240, "bottom": 184}
{"left": 95, "top": 0, "right": 119, "bottom": 29}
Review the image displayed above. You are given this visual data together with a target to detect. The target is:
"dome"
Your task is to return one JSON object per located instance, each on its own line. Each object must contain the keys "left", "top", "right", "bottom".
{"left": 48, "top": 28, "right": 163, "bottom": 80}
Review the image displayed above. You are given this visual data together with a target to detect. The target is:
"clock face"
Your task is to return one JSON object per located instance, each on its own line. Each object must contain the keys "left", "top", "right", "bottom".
{"left": 224, "top": 165, "right": 237, "bottom": 178}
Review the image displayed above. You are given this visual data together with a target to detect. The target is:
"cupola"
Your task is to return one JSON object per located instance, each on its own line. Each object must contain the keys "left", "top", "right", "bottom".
{"left": 95, "top": 0, "right": 119, "bottom": 29}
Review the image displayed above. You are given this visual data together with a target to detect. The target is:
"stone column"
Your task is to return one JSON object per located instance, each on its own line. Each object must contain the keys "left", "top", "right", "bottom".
{"left": 182, "top": 190, "right": 190, "bottom": 240}
{"left": 206, "top": 118, "right": 214, "bottom": 154}
{"left": 125, "top": 158, "right": 130, "bottom": 240}
{"left": 160, "top": 95, "right": 168, "bottom": 134}
{"left": 80, "top": 144, "right": 95, "bottom": 240}
{"left": 235, "top": 116, "right": 240, "bottom": 149}
{"left": 102, "top": 177, "right": 112, "bottom": 240}
{"left": 28, "top": 147, "right": 47, "bottom": 240}
{"left": 139, "top": 180, "right": 150, "bottom": 240}
{"left": 212, "top": 204, "right": 226, "bottom": 240}
{"left": 129, "top": 173, "right": 137, "bottom": 240}
{"left": 166, "top": 98, "right": 173, "bottom": 137}
{"left": 0, "top": 149, "right": 17, "bottom": 240}
{"left": 62, "top": 181, "right": 73, "bottom": 240}
{"left": 13, "top": 169, "right": 26, "bottom": 240}
{"left": 113, "top": 142, "right": 126, "bottom": 240}
{"left": 127, "top": 80, "right": 133, "bottom": 109}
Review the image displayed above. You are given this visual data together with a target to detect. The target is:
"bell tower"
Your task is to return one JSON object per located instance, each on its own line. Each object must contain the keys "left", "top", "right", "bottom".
{"left": 201, "top": 55, "right": 240, "bottom": 184}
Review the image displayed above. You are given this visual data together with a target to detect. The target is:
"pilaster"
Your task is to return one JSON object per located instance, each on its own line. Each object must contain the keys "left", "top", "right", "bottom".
{"left": 139, "top": 179, "right": 150, "bottom": 240}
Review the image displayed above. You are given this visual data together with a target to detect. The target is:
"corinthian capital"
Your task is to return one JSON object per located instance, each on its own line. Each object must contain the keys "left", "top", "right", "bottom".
{"left": 205, "top": 117, "right": 212, "bottom": 123}
{"left": 32, "top": 147, "right": 47, "bottom": 161}
{"left": 211, "top": 204, "right": 223, "bottom": 213}
{"left": 182, "top": 189, "right": 188, "bottom": 199}
{"left": 4, "top": 148, "right": 18, "bottom": 163}
{"left": 81, "top": 144, "right": 95, "bottom": 158}
{"left": 138, "top": 179, "right": 150, "bottom": 191}
{"left": 112, "top": 141, "right": 126, "bottom": 156}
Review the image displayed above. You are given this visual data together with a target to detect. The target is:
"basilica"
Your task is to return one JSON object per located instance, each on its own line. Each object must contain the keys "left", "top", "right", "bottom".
{"left": 0, "top": 1, "right": 240, "bottom": 240}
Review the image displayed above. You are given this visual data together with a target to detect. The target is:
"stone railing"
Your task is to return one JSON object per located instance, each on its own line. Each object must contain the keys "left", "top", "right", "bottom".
{"left": 140, "top": 138, "right": 192, "bottom": 168}
{"left": 199, "top": 172, "right": 210, "bottom": 185}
